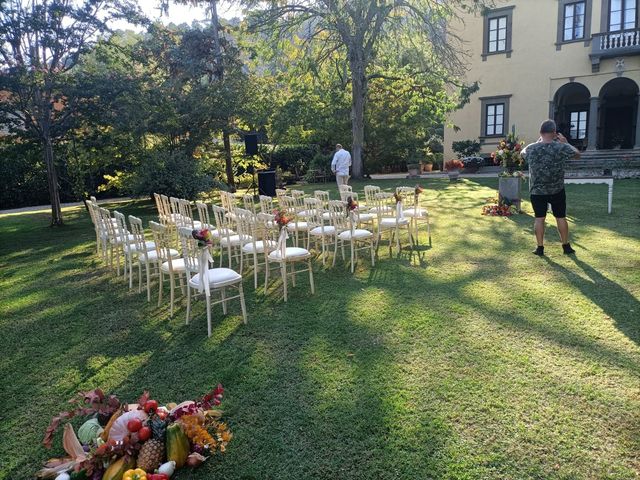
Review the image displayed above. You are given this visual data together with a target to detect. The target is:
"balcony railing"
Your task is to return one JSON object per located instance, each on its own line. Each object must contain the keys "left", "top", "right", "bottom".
{"left": 590, "top": 28, "right": 640, "bottom": 71}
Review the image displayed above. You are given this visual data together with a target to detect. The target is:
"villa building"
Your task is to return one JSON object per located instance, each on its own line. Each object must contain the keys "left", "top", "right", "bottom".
{"left": 445, "top": 0, "right": 640, "bottom": 164}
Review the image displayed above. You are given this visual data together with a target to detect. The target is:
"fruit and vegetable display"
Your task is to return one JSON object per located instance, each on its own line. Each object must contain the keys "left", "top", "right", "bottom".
{"left": 38, "top": 385, "right": 231, "bottom": 479}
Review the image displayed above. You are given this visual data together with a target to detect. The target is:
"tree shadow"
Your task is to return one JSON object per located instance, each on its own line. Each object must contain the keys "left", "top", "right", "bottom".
{"left": 544, "top": 255, "right": 640, "bottom": 347}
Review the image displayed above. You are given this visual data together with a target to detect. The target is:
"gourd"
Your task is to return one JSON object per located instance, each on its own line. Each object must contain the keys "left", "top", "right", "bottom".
{"left": 165, "top": 424, "right": 189, "bottom": 468}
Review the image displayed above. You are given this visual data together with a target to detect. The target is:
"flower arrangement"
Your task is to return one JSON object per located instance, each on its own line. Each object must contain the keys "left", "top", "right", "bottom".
{"left": 346, "top": 196, "right": 358, "bottom": 216}
{"left": 414, "top": 185, "right": 424, "bottom": 195}
{"left": 39, "top": 386, "right": 231, "bottom": 479}
{"left": 481, "top": 197, "right": 518, "bottom": 216}
{"left": 491, "top": 132, "right": 525, "bottom": 172}
{"left": 273, "top": 208, "right": 290, "bottom": 230}
{"left": 192, "top": 228, "right": 213, "bottom": 247}
{"left": 444, "top": 159, "right": 464, "bottom": 172}
{"left": 498, "top": 170, "right": 526, "bottom": 179}
{"left": 393, "top": 192, "right": 403, "bottom": 204}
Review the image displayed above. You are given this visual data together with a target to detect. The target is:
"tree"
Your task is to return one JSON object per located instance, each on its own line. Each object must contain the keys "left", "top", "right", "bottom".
{"left": 245, "top": 0, "right": 488, "bottom": 178}
{"left": 161, "top": 0, "right": 239, "bottom": 190}
{"left": 0, "top": 0, "right": 141, "bottom": 225}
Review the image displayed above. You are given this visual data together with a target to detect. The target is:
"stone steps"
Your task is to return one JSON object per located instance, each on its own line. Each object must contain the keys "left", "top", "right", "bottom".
{"left": 567, "top": 149, "right": 640, "bottom": 170}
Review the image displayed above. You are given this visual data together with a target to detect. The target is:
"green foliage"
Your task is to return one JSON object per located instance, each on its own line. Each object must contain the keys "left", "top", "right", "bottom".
{"left": 461, "top": 156, "right": 485, "bottom": 171}
{"left": 0, "top": 140, "right": 50, "bottom": 209}
{"left": 452, "top": 139, "right": 482, "bottom": 159}
{"left": 264, "top": 144, "right": 320, "bottom": 172}
{"left": 101, "top": 150, "right": 215, "bottom": 200}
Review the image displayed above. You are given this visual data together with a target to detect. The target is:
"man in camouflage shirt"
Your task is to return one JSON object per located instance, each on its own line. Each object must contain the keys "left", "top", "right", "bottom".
{"left": 522, "top": 119, "right": 579, "bottom": 256}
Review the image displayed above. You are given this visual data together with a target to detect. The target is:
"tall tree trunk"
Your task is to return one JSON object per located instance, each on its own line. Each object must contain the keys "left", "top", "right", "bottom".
{"left": 349, "top": 47, "right": 366, "bottom": 179}
{"left": 42, "top": 134, "right": 64, "bottom": 225}
{"left": 223, "top": 129, "right": 235, "bottom": 191}
{"left": 209, "top": 0, "right": 235, "bottom": 190}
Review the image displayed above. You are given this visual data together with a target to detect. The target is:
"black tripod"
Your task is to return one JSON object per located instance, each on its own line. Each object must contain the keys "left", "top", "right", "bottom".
{"left": 244, "top": 156, "right": 259, "bottom": 199}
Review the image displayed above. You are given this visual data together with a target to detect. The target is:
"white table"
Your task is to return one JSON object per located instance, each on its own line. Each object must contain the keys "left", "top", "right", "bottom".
{"left": 564, "top": 177, "right": 614, "bottom": 214}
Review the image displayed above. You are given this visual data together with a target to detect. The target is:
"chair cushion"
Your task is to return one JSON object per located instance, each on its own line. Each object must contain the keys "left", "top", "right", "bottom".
{"left": 242, "top": 240, "right": 277, "bottom": 253}
{"left": 403, "top": 208, "right": 428, "bottom": 217}
{"left": 339, "top": 229, "right": 373, "bottom": 240}
{"left": 310, "top": 225, "right": 336, "bottom": 236}
{"left": 124, "top": 241, "right": 156, "bottom": 253}
{"left": 380, "top": 217, "right": 410, "bottom": 227}
{"left": 357, "top": 213, "right": 374, "bottom": 222}
{"left": 161, "top": 257, "right": 192, "bottom": 273}
{"left": 188, "top": 267, "right": 242, "bottom": 288}
{"left": 268, "top": 247, "right": 311, "bottom": 260}
{"left": 287, "top": 221, "right": 310, "bottom": 231}
{"left": 211, "top": 228, "right": 234, "bottom": 239}
{"left": 220, "top": 234, "right": 253, "bottom": 247}
{"left": 139, "top": 248, "right": 180, "bottom": 263}
{"left": 369, "top": 206, "right": 393, "bottom": 214}
{"left": 321, "top": 212, "right": 331, "bottom": 221}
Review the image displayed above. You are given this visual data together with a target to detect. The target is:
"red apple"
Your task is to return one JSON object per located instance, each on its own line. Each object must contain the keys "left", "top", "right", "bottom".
{"left": 138, "top": 426, "right": 151, "bottom": 441}
{"left": 143, "top": 400, "right": 159, "bottom": 413}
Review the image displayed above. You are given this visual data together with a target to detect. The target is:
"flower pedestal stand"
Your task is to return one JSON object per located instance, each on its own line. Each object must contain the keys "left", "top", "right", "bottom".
{"left": 498, "top": 176, "right": 522, "bottom": 212}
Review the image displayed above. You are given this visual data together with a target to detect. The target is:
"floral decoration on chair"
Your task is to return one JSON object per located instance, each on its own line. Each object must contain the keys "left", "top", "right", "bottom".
{"left": 346, "top": 196, "right": 358, "bottom": 216}
{"left": 192, "top": 228, "right": 213, "bottom": 247}
{"left": 273, "top": 208, "right": 291, "bottom": 230}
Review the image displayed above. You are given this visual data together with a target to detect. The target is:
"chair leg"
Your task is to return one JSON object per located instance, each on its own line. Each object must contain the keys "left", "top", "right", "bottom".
{"left": 186, "top": 285, "right": 192, "bottom": 325}
{"left": 239, "top": 283, "right": 248, "bottom": 324}
{"left": 145, "top": 263, "right": 152, "bottom": 302}
{"left": 350, "top": 240, "right": 355, "bottom": 273}
{"left": 206, "top": 292, "right": 212, "bottom": 337}
{"left": 291, "top": 262, "right": 296, "bottom": 287}
{"left": 370, "top": 239, "right": 375, "bottom": 267}
{"left": 138, "top": 262, "right": 142, "bottom": 293}
{"left": 221, "top": 288, "right": 228, "bottom": 315}
{"left": 169, "top": 273, "right": 175, "bottom": 317}
{"left": 308, "top": 259, "right": 315, "bottom": 295}
{"left": 264, "top": 261, "right": 270, "bottom": 294}
{"left": 158, "top": 270, "right": 164, "bottom": 307}
{"left": 281, "top": 262, "right": 288, "bottom": 302}
{"left": 253, "top": 253, "right": 258, "bottom": 289}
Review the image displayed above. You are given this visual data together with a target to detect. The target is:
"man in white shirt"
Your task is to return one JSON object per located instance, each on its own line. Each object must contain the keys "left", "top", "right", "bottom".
{"left": 331, "top": 144, "right": 352, "bottom": 187}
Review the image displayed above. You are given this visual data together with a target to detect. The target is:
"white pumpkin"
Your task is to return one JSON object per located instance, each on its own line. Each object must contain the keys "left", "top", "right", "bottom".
{"left": 107, "top": 410, "right": 148, "bottom": 441}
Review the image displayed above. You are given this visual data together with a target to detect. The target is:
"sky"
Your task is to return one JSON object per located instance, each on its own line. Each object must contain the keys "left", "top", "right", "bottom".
{"left": 111, "top": 0, "right": 244, "bottom": 30}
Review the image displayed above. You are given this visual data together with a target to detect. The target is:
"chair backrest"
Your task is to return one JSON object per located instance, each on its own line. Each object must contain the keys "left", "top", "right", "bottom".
{"left": 279, "top": 196, "right": 296, "bottom": 216}
{"left": 338, "top": 184, "right": 353, "bottom": 194}
{"left": 98, "top": 207, "right": 117, "bottom": 239}
{"left": 195, "top": 201, "right": 211, "bottom": 229}
{"left": 340, "top": 190, "right": 359, "bottom": 202}
{"left": 177, "top": 227, "right": 200, "bottom": 274}
{"left": 259, "top": 195, "right": 274, "bottom": 214}
{"left": 153, "top": 193, "right": 165, "bottom": 220}
{"left": 220, "top": 191, "right": 237, "bottom": 212}
{"left": 290, "top": 190, "right": 305, "bottom": 212}
{"left": 232, "top": 207, "right": 254, "bottom": 239}
{"left": 275, "top": 188, "right": 287, "bottom": 203}
{"left": 372, "top": 192, "right": 395, "bottom": 220}
{"left": 303, "top": 197, "right": 322, "bottom": 226}
{"left": 160, "top": 195, "right": 172, "bottom": 225}
{"left": 128, "top": 215, "right": 151, "bottom": 257}
{"left": 149, "top": 221, "right": 176, "bottom": 270}
{"left": 169, "top": 197, "right": 181, "bottom": 220}
{"left": 328, "top": 200, "right": 349, "bottom": 231}
{"left": 85, "top": 199, "right": 98, "bottom": 226}
{"left": 313, "top": 190, "right": 330, "bottom": 209}
{"left": 113, "top": 210, "right": 130, "bottom": 246}
{"left": 211, "top": 204, "right": 234, "bottom": 238}
{"left": 242, "top": 194, "right": 256, "bottom": 214}
{"left": 178, "top": 199, "right": 195, "bottom": 228}
{"left": 364, "top": 185, "right": 380, "bottom": 205}
{"left": 256, "top": 212, "right": 279, "bottom": 244}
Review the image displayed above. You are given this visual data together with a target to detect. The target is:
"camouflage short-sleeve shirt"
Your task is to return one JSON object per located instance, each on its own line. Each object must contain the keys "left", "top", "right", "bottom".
{"left": 523, "top": 142, "right": 575, "bottom": 195}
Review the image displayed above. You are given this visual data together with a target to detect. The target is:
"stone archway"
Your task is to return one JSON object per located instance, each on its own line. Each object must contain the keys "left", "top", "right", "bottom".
{"left": 598, "top": 77, "right": 639, "bottom": 149}
{"left": 552, "top": 82, "right": 591, "bottom": 150}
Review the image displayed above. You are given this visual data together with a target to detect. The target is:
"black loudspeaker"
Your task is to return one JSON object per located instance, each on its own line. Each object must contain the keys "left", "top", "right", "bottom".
{"left": 244, "top": 134, "right": 258, "bottom": 156}
{"left": 258, "top": 169, "right": 276, "bottom": 197}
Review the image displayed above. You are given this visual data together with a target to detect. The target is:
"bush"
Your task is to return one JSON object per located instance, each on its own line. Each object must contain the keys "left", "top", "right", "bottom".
{"left": 0, "top": 139, "right": 50, "bottom": 209}
{"left": 101, "top": 149, "right": 215, "bottom": 200}
{"left": 461, "top": 156, "right": 484, "bottom": 171}
{"left": 452, "top": 139, "right": 481, "bottom": 159}
{"left": 263, "top": 144, "right": 320, "bottom": 173}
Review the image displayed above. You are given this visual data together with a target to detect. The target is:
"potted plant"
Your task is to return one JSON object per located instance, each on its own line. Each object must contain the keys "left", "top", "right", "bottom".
{"left": 444, "top": 159, "right": 464, "bottom": 182}
{"left": 422, "top": 158, "right": 434, "bottom": 172}
{"left": 491, "top": 132, "right": 526, "bottom": 211}
{"left": 461, "top": 156, "right": 484, "bottom": 173}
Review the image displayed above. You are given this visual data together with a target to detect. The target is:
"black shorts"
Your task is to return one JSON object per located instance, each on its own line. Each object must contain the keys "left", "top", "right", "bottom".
{"left": 530, "top": 189, "right": 566, "bottom": 218}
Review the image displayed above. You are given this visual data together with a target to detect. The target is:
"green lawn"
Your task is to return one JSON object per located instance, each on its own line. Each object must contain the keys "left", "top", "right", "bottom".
{"left": 1, "top": 178, "right": 639, "bottom": 480}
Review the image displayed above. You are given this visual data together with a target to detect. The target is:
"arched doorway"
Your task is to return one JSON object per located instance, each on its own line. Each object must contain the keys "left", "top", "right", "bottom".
{"left": 553, "top": 82, "right": 591, "bottom": 150}
{"left": 598, "top": 78, "right": 639, "bottom": 149}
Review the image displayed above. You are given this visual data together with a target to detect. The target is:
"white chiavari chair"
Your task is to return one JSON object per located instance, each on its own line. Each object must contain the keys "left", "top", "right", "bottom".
{"left": 178, "top": 227, "right": 247, "bottom": 337}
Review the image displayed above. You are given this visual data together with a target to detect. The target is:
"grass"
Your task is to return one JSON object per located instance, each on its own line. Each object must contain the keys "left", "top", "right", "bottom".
{"left": 1, "top": 178, "right": 639, "bottom": 480}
